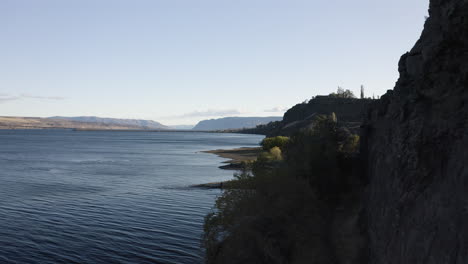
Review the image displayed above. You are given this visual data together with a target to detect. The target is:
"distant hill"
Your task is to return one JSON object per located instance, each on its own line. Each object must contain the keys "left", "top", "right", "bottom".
{"left": 0, "top": 116, "right": 168, "bottom": 130}
{"left": 193, "top": 117, "right": 282, "bottom": 131}
{"left": 49, "top": 116, "right": 168, "bottom": 129}
{"left": 241, "top": 96, "right": 375, "bottom": 136}
{"left": 169, "top": 125, "right": 195, "bottom": 130}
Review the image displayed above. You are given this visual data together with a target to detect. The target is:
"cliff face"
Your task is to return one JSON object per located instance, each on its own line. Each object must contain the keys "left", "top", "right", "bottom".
{"left": 244, "top": 96, "right": 373, "bottom": 136}
{"left": 283, "top": 96, "right": 372, "bottom": 125}
{"left": 362, "top": 0, "right": 468, "bottom": 263}
{"left": 193, "top": 116, "right": 282, "bottom": 131}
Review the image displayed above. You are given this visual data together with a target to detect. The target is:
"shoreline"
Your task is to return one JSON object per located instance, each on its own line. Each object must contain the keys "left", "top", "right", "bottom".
{"left": 192, "top": 147, "right": 261, "bottom": 189}
{"left": 202, "top": 147, "right": 261, "bottom": 170}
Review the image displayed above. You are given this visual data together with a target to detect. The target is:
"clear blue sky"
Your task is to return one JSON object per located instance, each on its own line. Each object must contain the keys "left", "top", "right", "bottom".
{"left": 1, "top": 0, "right": 429, "bottom": 125}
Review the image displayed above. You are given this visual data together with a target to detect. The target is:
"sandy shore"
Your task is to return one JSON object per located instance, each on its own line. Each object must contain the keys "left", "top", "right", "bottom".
{"left": 192, "top": 147, "right": 261, "bottom": 189}
{"left": 202, "top": 147, "right": 261, "bottom": 170}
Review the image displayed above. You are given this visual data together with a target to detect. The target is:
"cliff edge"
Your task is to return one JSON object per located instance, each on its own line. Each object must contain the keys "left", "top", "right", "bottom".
{"left": 362, "top": 0, "right": 468, "bottom": 263}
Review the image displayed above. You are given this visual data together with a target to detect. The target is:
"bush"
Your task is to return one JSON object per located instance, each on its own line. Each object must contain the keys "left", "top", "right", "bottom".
{"left": 204, "top": 113, "right": 366, "bottom": 263}
{"left": 341, "top": 134, "right": 360, "bottom": 154}
{"left": 269, "top": 146, "right": 283, "bottom": 161}
{"left": 260, "top": 136, "right": 290, "bottom": 151}
{"left": 256, "top": 147, "right": 283, "bottom": 162}
{"left": 329, "top": 87, "right": 356, "bottom": 99}
{"left": 223, "top": 171, "right": 256, "bottom": 189}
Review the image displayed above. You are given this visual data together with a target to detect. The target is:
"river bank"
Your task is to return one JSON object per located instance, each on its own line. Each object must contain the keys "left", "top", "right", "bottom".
{"left": 192, "top": 147, "right": 261, "bottom": 188}
{"left": 202, "top": 147, "right": 261, "bottom": 170}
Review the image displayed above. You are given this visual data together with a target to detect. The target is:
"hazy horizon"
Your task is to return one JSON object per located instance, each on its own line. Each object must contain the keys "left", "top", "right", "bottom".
{"left": 0, "top": 114, "right": 285, "bottom": 127}
{"left": 1, "top": 0, "right": 429, "bottom": 125}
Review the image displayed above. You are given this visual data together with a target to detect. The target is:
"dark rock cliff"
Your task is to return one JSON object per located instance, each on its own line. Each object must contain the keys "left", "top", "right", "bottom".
{"left": 362, "top": 0, "right": 468, "bottom": 263}
{"left": 282, "top": 96, "right": 372, "bottom": 125}
{"left": 243, "top": 96, "right": 373, "bottom": 136}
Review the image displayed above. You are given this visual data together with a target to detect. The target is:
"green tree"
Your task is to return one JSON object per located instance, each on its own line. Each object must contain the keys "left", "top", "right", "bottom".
{"left": 329, "top": 87, "right": 356, "bottom": 98}
{"left": 260, "top": 136, "right": 290, "bottom": 151}
{"left": 203, "top": 113, "right": 365, "bottom": 263}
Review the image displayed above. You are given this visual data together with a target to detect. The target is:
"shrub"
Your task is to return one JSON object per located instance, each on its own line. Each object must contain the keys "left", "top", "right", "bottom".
{"left": 329, "top": 87, "right": 356, "bottom": 98}
{"left": 255, "top": 147, "right": 283, "bottom": 165}
{"left": 260, "top": 136, "right": 290, "bottom": 151}
{"left": 269, "top": 146, "right": 283, "bottom": 161}
{"left": 341, "top": 134, "right": 360, "bottom": 154}
{"left": 204, "top": 113, "right": 365, "bottom": 263}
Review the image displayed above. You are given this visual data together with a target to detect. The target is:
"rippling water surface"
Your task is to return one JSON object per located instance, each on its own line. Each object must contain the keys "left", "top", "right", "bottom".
{"left": 0, "top": 130, "right": 263, "bottom": 263}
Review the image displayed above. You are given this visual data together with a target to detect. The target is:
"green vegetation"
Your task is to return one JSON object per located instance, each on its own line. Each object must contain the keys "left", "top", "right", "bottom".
{"left": 268, "top": 146, "right": 283, "bottom": 161}
{"left": 203, "top": 113, "right": 366, "bottom": 264}
{"left": 260, "top": 136, "right": 290, "bottom": 151}
{"left": 329, "top": 87, "right": 356, "bottom": 98}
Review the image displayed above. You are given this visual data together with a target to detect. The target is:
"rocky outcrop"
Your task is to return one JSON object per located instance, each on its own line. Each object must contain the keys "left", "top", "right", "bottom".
{"left": 362, "top": 0, "right": 468, "bottom": 263}
{"left": 193, "top": 116, "right": 282, "bottom": 131}
{"left": 243, "top": 96, "right": 373, "bottom": 136}
{"left": 283, "top": 96, "right": 372, "bottom": 125}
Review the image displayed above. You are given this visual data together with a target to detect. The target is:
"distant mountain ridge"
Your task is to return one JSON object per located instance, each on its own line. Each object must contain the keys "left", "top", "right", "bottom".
{"left": 0, "top": 116, "right": 165, "bottom": 130}
{"left": 49, "top": 116, "right": 168, "bottom": 129}
{"left": 193, "top": 117, "right": 282, "bottom": 131}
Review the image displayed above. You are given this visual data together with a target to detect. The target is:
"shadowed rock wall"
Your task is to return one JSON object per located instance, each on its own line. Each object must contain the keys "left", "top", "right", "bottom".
{"left": 362, "top": 0, "right": 468, "bottom": 263}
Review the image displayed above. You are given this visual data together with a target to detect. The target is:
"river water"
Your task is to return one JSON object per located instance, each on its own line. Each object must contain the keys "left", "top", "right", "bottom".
{"left": 0, "top": 130, "right": 263, "bottom": 263}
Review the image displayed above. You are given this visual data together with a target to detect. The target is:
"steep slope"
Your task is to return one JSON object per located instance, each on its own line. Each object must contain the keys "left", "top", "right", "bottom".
{"left": 242, "top": 96, "right": 373, "bottom": 136}
{"left": 362, "top": 0, "right": 468, "bottom": 263}
{"left": 193, "top": 116, "right": 282, "bottom": 131}
{"left": 49, "top": 116, "right": 168, "bottom": 129}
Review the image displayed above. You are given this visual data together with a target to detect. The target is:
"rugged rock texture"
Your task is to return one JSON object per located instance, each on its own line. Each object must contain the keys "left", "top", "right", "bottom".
{"left": 282, "top": 96, "right": 372, "bottom": 125}
{"left": 242, "top": 96, "right": 373, "bottom": 136}
{"left": 362, "top": 0, "right": 468, "bottom": 263}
